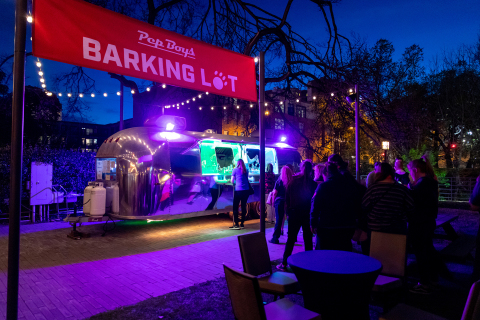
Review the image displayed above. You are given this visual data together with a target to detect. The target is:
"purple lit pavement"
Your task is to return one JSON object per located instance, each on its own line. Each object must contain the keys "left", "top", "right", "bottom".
{"left": 0, "top": 216, "right": 304, "bottom": 319}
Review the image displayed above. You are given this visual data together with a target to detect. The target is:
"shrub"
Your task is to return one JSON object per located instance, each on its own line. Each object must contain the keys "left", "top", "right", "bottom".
{"left": 0, "top": 145, "right": 96, "bottom": 213}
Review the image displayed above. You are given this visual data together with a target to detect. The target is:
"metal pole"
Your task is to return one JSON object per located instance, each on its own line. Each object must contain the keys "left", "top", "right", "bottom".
{"left": 8, "top": 0, "right": 27, "bottom": 317}
{"left": 119, "top": 83, "right": 124, "bottom": 131}
{"left": 355, "top": 84, "right": 360, "bottom": 182}
{"left": 259, "top": 52, "right": 265, "bottom": 233}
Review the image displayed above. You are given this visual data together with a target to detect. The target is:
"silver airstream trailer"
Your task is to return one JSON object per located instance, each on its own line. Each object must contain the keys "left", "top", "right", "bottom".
{"left": 95, "top": 115, "right": 301, "bottom": 221}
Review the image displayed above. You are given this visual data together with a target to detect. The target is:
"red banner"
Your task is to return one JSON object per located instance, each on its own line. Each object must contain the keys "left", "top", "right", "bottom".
{"left": 32, "top": 0, "right": 257, "bottom": 102}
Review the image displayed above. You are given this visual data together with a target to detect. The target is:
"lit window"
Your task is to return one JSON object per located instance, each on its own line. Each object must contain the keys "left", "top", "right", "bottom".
{"left": 297, "top": 106, "right": 306, "bottom": 118}
{"left": 223, "top": 131, "right": 228, "bottom": 135}
{"left": 275, "top": 118, "right": 285, "bottom": 130}
{"left": 275, "top": 104, "right": 285, "bottom": 113}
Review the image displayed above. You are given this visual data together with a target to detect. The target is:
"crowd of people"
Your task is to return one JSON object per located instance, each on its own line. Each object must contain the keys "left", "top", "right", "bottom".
{"left": 263, "top": 153, "right": 442, "bottom": 295}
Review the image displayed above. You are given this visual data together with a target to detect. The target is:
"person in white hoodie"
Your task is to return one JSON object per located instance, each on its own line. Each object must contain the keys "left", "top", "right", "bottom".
{"left": 394, "top": 158, "right": 411, "bottom": 185}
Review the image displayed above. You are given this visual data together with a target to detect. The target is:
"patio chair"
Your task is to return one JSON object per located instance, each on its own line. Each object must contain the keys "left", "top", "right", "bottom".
{"left": 369, "top": 231, "right": 407, "bottom": 292}
{"left": 380, "top": 278, "right": 480, "bottom": 320}
{"left": 238, "top": 232, "right": 300, "bottom": 300}
{"left": 223, "top": 265, "right": 321, "bottom": 320}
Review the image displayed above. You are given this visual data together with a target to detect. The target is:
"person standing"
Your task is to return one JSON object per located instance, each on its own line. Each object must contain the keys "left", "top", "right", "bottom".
{"left": 361, "top": 163, "right": 414, "bottom": 254}
{"left": 269, "top": 165, "right": 293, "bottom": 244}
{"left": 230, "top": 159, "right": 250, "bottom": 230}
{"left": 205, "top": 176, "right": 221, "bottom": 210}
{"left": 265, "top": 163, "right": 276, "bottom": 223}
{"left": 469, "top": 175, "right": 480, "bottom": 281}
{"left": 366, "top": 162, "right": 382, "bottom": 188}
{"left": 277, "top": 161, "right": 317, "bottom": 270}
{"left": 313, "top": 163, "right": 325, "bottom": 183}
{"left": 394, "top": 158, "right": 410, "bottom": 186}
{"left": 407, "top": 158, "right": 440, "bottom": 294}
{"left": 310, "top": 163, "right": 362, "bottom": 251}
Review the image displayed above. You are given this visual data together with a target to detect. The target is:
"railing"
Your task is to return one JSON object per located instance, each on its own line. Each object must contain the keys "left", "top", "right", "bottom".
{"left": 438, "top": 177, "right": 476, "bottom": 202}
{"left": 361, "top": 175, "right": 476, "bottom": 202}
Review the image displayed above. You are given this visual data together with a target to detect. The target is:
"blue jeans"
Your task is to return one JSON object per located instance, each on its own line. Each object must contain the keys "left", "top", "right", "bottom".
{"left": 272, "top": 201, "right": 285, "bottom": 240}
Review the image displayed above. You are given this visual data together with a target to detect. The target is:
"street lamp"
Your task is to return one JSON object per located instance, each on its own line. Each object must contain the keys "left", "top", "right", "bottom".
{"left": 346, "top": 86, "right": 360, "bottom": 182}
{"left": 382, "top": 141, "right": 389, "bottom": 162}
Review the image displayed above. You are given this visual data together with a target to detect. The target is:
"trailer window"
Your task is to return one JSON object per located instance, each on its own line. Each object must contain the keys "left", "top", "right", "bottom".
{"left": 96, "top": 158, "right": 116, "bottom": 181}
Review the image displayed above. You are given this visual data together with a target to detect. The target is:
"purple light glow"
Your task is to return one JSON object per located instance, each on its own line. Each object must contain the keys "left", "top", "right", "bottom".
{"left": 275, "top": 142, "right": 289, "bottom": 148}
{"left": 138, "top": 154, "right": 153, "bottom": 163}
{"left": 166, "top": 123, "right": 175, "bottom": 131}
{"left": 280, "top": 136, "right": 287, "bottom": 142}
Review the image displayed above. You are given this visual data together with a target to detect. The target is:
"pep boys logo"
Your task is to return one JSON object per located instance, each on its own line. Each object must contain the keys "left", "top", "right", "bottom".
{"left": 137, "top": 30, "right": 195, "bottom": 59}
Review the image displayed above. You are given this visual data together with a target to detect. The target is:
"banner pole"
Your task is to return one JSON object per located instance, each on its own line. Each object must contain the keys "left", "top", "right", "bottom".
{"left": 119, "top": 83, "right": 124, "bottom": 131}
{"left": 7, "top": 0, "right": 27, "bottom": 317}
{"left": 259, "top": 52, "right": 265, "bottom": 233}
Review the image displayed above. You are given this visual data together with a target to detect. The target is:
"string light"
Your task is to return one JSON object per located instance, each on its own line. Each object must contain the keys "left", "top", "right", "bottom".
{"left": 58, "top": 93, "right": 62, "bottom": 97}
{"left": 79, "top": 93, "right": 84, "bottom": 98}
{"left": 41, "top": 84, "right": 46, "bottom": 88}
{"left": 193, "top": 98, "right": 196, "bottom": 101}
{"left": 103, "top": 93, "right": 107, "bottom": 97}
{"left": 187, "top": 100, "right": 190, "bottom": 103}
{"left": 162, "top": 84, "right": 166, "bottom": 88}
{"left": 26, "top": 15, "right": 33, "bottom": 23}
{"left": 250, "top": 104, "right": 253, "bottom": 108}
{"left": 199, "top": 107, "right": 202, "bottom": 110}
{"left": 131, "top": 89, "right": 135, "bottom": 94}
{"left": 117, "top": 91, "right": 121, "bottom": 96}
{"left": 206, "top": 92, "right": 209, "bottom": 95}
{"left": 146, "top": 87, "right": 150, "bottom": 92}
{"left": 224, "top": 106, "right": 227, "bottom": 109}
{"left": 36, "top": 62, "right": 41, "bottom": 67}
{"left": 236, "top": 106, "right": 240, "bottom": 109}
{"left": 91, "top": 93, "right": 95, "bottom": 97}
{"left": 67, "top": 93, "right": 72, "bottom": 97}
{"left": 211, "top": 106, "right": 214, "bottom": 110}
{"left": 38, "top": 71, "right": 43, "bottom": 76}
{"left": 40, "top": 78, "right": 45, "bottom": 83}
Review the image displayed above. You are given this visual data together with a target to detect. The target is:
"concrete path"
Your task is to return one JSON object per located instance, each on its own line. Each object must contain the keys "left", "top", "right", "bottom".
{"left": 0, "top": 216, "right": 305, "bottom": 319}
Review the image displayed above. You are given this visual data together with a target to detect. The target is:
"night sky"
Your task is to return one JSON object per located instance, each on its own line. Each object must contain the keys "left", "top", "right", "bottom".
{"left": 1, "top": 0, "right": 479, "bottom": 124}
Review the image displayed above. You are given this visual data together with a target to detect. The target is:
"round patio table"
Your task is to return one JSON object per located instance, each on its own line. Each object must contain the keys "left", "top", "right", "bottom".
{"left": 288, "top": 250, "right": 382, "bottom": 320}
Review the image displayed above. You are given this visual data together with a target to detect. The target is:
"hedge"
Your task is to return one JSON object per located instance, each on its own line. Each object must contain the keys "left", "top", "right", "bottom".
{"left": 0, "top": 146, "right": 96, "bottom": 213}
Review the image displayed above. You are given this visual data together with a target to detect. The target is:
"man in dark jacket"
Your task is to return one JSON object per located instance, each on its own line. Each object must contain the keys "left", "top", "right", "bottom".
{"left": 407, "top": 158, "right": 439, "bottom": 294}
{"left": 310, "top": 162, "right": 362, "bottom": 251}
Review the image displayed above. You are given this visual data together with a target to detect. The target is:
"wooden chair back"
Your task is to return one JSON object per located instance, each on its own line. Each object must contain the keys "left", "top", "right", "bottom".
{"left": 462, "top": 280, "right": 480, "bottom": 320}
{"left": 370, "top": 231, "right": 407, "bottom": 277}
{"left": 238, "top": 232, "right": 272, "bottom": 276}
{"left": 224, "top": 264, "right": 266, "bottom": 320}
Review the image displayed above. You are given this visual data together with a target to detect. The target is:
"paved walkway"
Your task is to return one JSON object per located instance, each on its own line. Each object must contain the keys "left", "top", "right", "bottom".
{"left": 0, "top": 216, "right": 304, "bottom": 319}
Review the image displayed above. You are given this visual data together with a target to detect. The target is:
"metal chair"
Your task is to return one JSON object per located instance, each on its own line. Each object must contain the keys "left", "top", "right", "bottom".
{"left": 237, "top": 232, "right": 300, "bottom": 300}
{"left": 223, "top": 265, "right": 321, "bottom": 320}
